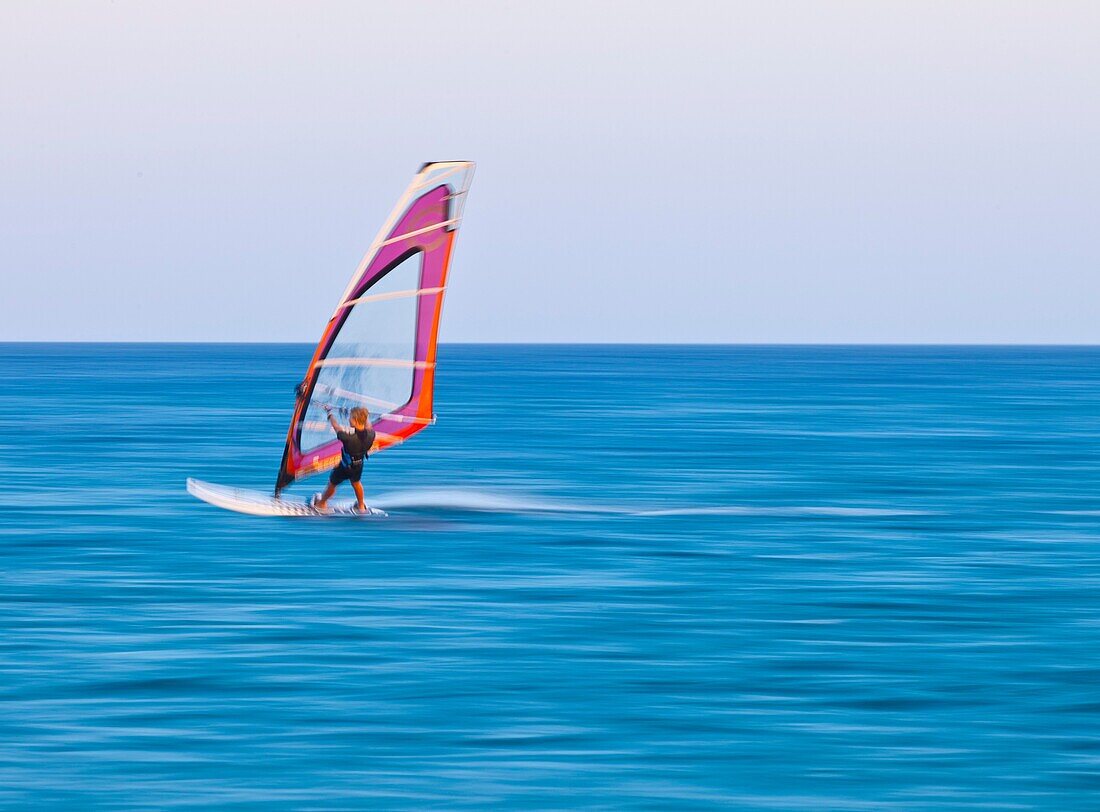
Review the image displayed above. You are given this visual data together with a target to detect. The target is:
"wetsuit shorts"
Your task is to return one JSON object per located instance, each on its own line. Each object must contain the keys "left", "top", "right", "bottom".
{"left": 329, "top": 461, "right": 363, "bottom": 485}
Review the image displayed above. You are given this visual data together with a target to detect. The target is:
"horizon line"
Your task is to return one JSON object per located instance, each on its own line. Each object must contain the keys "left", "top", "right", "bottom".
{"left": 4, "top": 340, "right": 1100, "bottom": 348}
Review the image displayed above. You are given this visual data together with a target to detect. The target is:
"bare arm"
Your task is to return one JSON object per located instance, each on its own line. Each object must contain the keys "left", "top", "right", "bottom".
{"left": 324, "top": 407, "right": 346, "bottom": 434}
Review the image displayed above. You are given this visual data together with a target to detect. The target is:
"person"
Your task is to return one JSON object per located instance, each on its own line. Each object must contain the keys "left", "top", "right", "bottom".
{"left": 312, "top": 406, "right": 376, "bottom": 512}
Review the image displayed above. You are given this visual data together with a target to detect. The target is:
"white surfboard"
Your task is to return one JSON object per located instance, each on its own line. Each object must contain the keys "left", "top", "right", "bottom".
{"left": 187, "top": 478, "right": 388, "bottom": 518}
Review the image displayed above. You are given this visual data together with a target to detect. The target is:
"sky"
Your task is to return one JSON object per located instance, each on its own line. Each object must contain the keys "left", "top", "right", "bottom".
{"left": 1, "top": 1, "right": 1098, "bottom": 343}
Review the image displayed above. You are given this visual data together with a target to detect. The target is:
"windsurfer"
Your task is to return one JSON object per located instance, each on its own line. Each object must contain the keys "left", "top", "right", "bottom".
{"left": 312, "top": 406, "right": 376, "bottom": 512}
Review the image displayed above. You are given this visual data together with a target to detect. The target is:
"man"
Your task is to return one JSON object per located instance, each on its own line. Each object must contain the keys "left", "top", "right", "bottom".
{"left": 312, "top": 406, "right": 376, "bottom": 513}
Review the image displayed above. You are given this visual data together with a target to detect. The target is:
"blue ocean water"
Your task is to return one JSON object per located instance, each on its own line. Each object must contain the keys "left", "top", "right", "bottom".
{"left": 2, "top": 343, "right": 1100, "bottom": 810}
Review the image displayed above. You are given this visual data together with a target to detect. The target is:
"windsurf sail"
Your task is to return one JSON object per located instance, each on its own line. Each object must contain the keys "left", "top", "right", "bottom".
{"left": 275, "top": 161, "right": 475, "bottom": 494}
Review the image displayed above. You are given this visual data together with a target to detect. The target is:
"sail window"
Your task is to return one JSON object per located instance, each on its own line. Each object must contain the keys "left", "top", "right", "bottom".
{"left": 299, "top": 252, "right": 423, "bottom": 455}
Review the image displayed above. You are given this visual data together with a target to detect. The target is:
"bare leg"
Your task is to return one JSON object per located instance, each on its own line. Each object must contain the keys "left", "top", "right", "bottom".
{"left": 316, "top": 481, "right": 337, "bottom": 509}
{"left": 351, "top": 481, "right": 366, "bottom": 512}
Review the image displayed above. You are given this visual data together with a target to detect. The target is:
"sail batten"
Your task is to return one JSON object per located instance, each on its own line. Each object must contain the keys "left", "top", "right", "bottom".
{"left": 275, "top": 161, "right": 475, "bottom": 493}
{"left": 340, "top": 286, "right": 445, "bottom": 308}
{"left": 312, "top": 383, "right": 401, "bottom": 411}
{"left": 379, "top": 219, "right": 460, "bottom": 247}
{"left": 314, "top": 358, "right": 435, "bottom": 370}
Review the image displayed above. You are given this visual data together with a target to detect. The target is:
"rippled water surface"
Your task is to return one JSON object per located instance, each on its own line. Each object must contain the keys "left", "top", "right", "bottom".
{"left": 3, "top": 344, "right": 1100, "bottom": 809}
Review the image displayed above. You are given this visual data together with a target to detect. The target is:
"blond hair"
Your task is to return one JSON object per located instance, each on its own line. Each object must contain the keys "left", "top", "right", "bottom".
{"left": 350, "top": 407, "right": 370, "bottom": 428}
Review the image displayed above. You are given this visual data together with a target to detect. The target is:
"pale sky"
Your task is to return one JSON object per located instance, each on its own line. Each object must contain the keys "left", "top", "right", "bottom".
{"left": 1, "top": 1, "right": 1098, "bottom": 342}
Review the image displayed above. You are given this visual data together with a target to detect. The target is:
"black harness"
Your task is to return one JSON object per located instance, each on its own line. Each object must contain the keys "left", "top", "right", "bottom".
{"left": 341, "top": 450, "right": 365, "bottom": 468}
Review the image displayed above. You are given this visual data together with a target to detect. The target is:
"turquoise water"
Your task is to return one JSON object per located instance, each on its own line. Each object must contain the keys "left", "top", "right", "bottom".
{"left": 3, "top": 343, "right": 1100, "bottom": 809}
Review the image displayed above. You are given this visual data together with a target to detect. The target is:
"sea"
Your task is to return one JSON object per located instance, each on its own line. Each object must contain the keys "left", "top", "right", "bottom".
{"left": 2, "top": 343, "right": 1100, "bottom": 810}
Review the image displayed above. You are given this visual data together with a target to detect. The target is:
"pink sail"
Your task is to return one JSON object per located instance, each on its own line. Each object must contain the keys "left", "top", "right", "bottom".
{"left": 276, "top": 162, "right": 475, "bottom": 493}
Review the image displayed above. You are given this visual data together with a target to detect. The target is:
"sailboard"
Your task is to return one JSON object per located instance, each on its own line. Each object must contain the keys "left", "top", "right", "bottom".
{"left": 187, "top": 478, "right": 389, "bottom": 517}
{"left": 188, "top": 161, "right": 476, "bottom": 517}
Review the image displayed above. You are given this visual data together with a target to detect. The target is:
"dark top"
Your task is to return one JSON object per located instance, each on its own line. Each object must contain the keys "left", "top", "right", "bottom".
{"left": 336, "top": 428, "right": 376, "bottom": 467}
